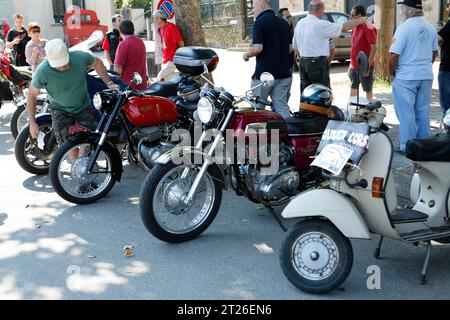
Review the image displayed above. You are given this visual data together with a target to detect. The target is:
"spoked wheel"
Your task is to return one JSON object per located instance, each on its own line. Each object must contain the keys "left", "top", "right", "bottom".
{"left": 14, "top": 121, "right": 56, "bottom": 175}
{"left": 280, "top": 219, "right": 353, "bottom": 294}
{"left": 49, "top": 141, "right": 118, "bottom": 204}
{"left": 11, "top": 99, "right": 47, "bottom": 139}
{"left": 139, "top": 163, "right": 222, "bottom": 243}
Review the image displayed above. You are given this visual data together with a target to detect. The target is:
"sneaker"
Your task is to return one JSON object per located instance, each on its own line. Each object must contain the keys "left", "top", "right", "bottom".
{"left": 78, "top": 182, "right": 99, "bottom": 194}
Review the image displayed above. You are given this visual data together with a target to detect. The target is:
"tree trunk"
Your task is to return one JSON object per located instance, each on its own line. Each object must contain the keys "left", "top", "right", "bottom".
{"left": 172, "top": 0, "right": 207, "bottom": 46}
{"left": 374, "top": 0, "right": 395, "bottom": 80}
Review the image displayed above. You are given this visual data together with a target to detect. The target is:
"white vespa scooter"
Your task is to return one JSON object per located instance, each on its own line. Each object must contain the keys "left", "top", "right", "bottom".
{"left": 278, "top": 53, "right": 450, "bottom": 294}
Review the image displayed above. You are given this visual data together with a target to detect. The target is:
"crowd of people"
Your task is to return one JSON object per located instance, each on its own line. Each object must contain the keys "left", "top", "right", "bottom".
{"left": 243, "top": 0, "right": 449, "bottom": 154}
{"left": 0, "top": 0, "right": 449, "bottom": 154}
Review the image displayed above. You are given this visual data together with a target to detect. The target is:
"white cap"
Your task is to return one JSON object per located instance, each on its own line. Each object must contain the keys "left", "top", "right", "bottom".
{"left": 45, "top": 39, "right": 69, "bottom": 68}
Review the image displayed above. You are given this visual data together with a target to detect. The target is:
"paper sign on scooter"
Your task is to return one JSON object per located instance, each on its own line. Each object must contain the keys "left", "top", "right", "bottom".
{"left": 317, "top": 120, "right": 370, "bottom": 164}
{"left": 311, "top": 144, "right": 354, "bottom": 176}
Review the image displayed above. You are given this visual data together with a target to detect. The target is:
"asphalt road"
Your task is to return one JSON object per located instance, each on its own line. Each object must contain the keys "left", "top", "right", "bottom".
{"left": 0, "top": 50, "right": 449, "bottom": 300}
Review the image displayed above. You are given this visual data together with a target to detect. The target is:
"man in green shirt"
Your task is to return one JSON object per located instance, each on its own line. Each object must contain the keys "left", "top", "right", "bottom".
{"left": 27, "top": 38, "right": 118, "bottom": 144}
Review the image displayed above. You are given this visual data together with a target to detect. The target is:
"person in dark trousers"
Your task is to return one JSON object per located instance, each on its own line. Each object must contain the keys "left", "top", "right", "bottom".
{"left": 293, "top": 0, "right": 366, "bottom": 94}
{"left": 278, "top": 7, "right": 295, "bottom": 103}
{"left": 438, "top": 0, "right": 450, "bottom": 115}
{"left": 5, "top": 14, "right": 30, "bottom": 66}
{"left": 349, "top": 5, "right": 378, "bottom": 101}
{"left": 102, "top": 14, "right": 122, "bottom": 70}
{"left": 243, "top": 0, "right": 293, "bottom": 118}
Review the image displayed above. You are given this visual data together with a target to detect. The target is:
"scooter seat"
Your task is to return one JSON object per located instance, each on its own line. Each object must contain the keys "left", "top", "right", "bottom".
{"left": 286, "top": 106, "right": 345, "bottom": 135}
{"left": 406, "top": 134, "right": 450, "bottom": 162}
{"left": 142, "top": 76, "right": 183, "bottom": 97}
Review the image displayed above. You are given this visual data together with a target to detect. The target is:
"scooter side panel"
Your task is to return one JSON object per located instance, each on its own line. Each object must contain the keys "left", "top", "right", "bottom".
{"left": 281, "top": 188, "right": 371, "bottom": 239}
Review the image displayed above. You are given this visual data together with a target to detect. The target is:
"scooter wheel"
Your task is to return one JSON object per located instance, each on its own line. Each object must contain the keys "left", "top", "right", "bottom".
{"left": 280, "top": 219, "right": 353, "bottom": 294}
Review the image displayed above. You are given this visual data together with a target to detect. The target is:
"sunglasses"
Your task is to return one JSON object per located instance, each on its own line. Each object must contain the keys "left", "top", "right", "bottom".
{"left": 31, "top": 29, "right": 40, "bottom": 33}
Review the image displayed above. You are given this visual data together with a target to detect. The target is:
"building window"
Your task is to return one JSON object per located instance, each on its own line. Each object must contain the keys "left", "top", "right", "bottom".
{"left": 52, "top": 0, "right": 66, "bottom": 23}
{"left": 72, "top": 0, "right": 86, "bottom": 9}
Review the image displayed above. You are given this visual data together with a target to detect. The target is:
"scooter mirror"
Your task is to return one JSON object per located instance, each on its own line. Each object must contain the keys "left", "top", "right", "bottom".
{"left": 132, "top": 72, "right": 143, "bottom": 85}
{"left": 260, "top": 72, "right": 275, "bottom": 87}
{"left": 357, "top": 51, "right": 369, "bottom": 74}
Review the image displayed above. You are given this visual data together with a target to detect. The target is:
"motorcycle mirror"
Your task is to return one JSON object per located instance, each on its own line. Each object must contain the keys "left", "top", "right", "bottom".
{"left": 260, "top": 72, "right": 275, "bottom": 87}
{"left": 132, "top": 72, "right": 143, "bottom": 85}
{"left": 202, "top": 64, "right": 209, "bottom": 76}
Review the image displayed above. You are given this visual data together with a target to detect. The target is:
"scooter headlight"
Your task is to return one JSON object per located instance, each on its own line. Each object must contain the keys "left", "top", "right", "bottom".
{"left": 93, "top": 93, "right": 103, "bottom": 110}
{"left": 197, "top": 97, "right": 215, "bottom": 124}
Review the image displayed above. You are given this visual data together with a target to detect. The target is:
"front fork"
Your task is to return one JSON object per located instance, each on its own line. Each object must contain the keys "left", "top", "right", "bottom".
{"left": 182, "top": 109, "right": 234, "bottom": 205}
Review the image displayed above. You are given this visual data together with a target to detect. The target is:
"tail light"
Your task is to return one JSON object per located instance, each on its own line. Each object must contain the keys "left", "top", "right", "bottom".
{"left": 372, "top": 177, "right": 384, "bottom": 198}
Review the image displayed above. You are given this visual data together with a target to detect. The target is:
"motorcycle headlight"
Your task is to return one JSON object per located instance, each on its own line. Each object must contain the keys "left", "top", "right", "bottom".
{"left": 197, "top": 97, "right": 215, "bottom": 124}
{"left": 93, "top": 93, "right": 103, "bottom": 110}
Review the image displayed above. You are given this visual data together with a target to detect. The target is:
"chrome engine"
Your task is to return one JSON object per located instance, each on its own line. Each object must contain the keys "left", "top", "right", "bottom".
{"left": 243, "top": 143, "right": 300, "bottom": 202}
{"left": 136, "top": 126, "right": 175, "bottom": 170}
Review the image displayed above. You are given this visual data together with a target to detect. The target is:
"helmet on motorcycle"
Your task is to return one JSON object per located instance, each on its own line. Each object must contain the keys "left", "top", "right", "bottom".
{"left": 444, "top": 109, "right": 450, "bottom": 134}
{"left": 300, "top": 84, "right": 335, "bottom": 117}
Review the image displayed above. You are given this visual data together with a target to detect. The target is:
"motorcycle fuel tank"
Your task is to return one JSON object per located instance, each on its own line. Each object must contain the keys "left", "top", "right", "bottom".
{"left": 122, "top": 96, "right": 178, "bottom": 127}
{"left": 227, "top": 110, "right": 288, "bottom": 141}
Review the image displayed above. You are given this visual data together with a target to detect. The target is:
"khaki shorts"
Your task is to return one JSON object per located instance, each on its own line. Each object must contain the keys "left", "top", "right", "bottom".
{"left": 51, "top": 107, "right": 97, "bottom": 145}
{"left": 156, "top": 61, "right": 178, "bottom": 81}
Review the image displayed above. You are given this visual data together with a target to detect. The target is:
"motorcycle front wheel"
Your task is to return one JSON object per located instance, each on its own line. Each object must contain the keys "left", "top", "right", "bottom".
{"left": 279, "top": 219, "right": 353, "bottom": 294}
{"left": 139, "top": 163, "right": 222, "bottom": 243}
{"left": 15, "top": 120, "right": 56, "bottom": 175}
{"left": 49, "top": 140, "right": 118, "bottom": 204}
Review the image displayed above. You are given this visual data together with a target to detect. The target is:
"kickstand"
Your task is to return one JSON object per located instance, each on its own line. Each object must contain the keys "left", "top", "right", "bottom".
{"left": 374, "top": 236, "right": 384, "bottom": 259}
{"left": 266, "top": 206, "right": 287, "bottom": 232}
{"left": 420, "top": 241, "right": 432, "bottom": 285}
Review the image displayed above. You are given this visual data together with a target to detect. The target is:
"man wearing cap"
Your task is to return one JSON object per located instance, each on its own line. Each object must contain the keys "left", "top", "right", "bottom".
{"left": 389, "top": 0, "right": 439, "bottom": 153}
{"left": 438, "top": 0, "right": 450, "bottom": 115}
{"left": 293, "top": 0, "right": 367, "bottom": 94}
{"left": 152, "top": 10, "right": 184, "bottom": 81}
{"left": 27, "top": 39, "right": 118, "bottom": 145}
{"left": 102, "top": 14, "right": 122, "bottom": 70}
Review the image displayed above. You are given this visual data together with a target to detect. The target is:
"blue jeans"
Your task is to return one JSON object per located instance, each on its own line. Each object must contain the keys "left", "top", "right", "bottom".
{"left": 251, "top": 77, "right": 293, "bottom": 118}
{"left": 392, "top": 78, "right": 432, "bottom": 151}
{"left": 438, "top": 71, "right": 450, "bottom": 115}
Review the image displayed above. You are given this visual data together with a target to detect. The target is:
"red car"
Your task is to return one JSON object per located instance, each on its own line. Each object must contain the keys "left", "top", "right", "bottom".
{"left": 63, "top": 9, "right": 107, "bottom": 48}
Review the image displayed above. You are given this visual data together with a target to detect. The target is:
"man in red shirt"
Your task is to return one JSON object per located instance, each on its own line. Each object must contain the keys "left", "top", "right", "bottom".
{"left": 348, "top": 5, "right": 378, "bottom": 101}
{"left": 152, "top": 10, "right": 184, "bottom": 81}
{"left": 114, "top": 20, "right": 148, "bottom": 91}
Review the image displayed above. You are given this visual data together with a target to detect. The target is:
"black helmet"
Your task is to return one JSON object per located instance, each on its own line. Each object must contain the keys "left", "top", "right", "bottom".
{"left": 301, "top": 84, "right": 333, "bottom": 108}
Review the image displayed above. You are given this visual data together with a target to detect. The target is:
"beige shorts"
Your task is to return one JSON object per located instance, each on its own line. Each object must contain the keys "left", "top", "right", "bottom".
{"left": 156, "top": 61, "right": 178, "bottom": 81}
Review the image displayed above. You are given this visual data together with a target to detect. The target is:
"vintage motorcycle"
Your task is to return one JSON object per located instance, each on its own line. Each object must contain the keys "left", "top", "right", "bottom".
{"left": 138, "top": 72, "right": 345, "bottom": 243}
{"left": 49, "top": 47, "right": 220, "bottom": 204}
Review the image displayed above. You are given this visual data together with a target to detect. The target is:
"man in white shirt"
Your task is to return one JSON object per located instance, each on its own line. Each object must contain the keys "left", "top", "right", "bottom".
{"left": 293, "top": 0, "right": 366, "bottom": 93}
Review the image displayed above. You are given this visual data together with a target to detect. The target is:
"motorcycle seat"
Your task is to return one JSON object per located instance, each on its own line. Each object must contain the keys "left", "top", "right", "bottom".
{"left": 176, "top": 99, "right": 197, "bottom": 111}
{"left": 406, "top": 134, "right": 450, "bottom": 162}
{"left": 142, "top": 76, "right": 183, "bottom": 97}
{"left": 286, "top": 106, "right": 345, "bottom": 135}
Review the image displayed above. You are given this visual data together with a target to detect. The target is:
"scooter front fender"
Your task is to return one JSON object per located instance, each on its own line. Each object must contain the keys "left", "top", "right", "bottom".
{"left": 281, "top": 189, "right": 371, "bottom": 239}
{"left": 156, "top": 146, "right": 227, "bottom": 189}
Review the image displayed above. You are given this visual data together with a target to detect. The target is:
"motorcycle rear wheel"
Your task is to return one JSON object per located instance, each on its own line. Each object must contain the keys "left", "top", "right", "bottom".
{"left": 11, "top": 99, "right": 46, "bottom": 139}
{"left": 49, "top": 140, "right": 118, "bottom": 204}
{"left": 139, "top": 163, "right": 222, "bottom": 243}
{"left": 14, "top": 120, "right": 56, "bottom": 175}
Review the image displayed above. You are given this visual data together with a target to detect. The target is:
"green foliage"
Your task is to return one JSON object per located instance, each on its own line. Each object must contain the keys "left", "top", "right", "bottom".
{"left": 115, "top": 0, "right": 149, "bottom": 9}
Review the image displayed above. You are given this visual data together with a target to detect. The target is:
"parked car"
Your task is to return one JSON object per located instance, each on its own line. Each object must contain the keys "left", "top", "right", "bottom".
{"left": 63, "top": 9, "right": 107, "bottom": 49}
{"left": 292, "top": 11, "right": 352, "bottom": 64}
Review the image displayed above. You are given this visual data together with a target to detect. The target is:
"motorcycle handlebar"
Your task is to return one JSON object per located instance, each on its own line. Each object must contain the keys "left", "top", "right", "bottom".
{"left": 254, "top": 96, "right": 272, "bottom": 107}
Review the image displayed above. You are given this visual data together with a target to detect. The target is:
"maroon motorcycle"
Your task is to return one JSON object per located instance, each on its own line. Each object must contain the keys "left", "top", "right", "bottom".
{"left": 139, "top": 73, "right": 345, "bottom": 243}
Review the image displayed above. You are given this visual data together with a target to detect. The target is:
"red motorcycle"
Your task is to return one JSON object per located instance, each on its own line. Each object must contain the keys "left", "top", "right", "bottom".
{"left": 49, "top": 47, "right": 219, "bottom": 205}
{"left": 139, "top": 74, "right": 345, "bottom": 243}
